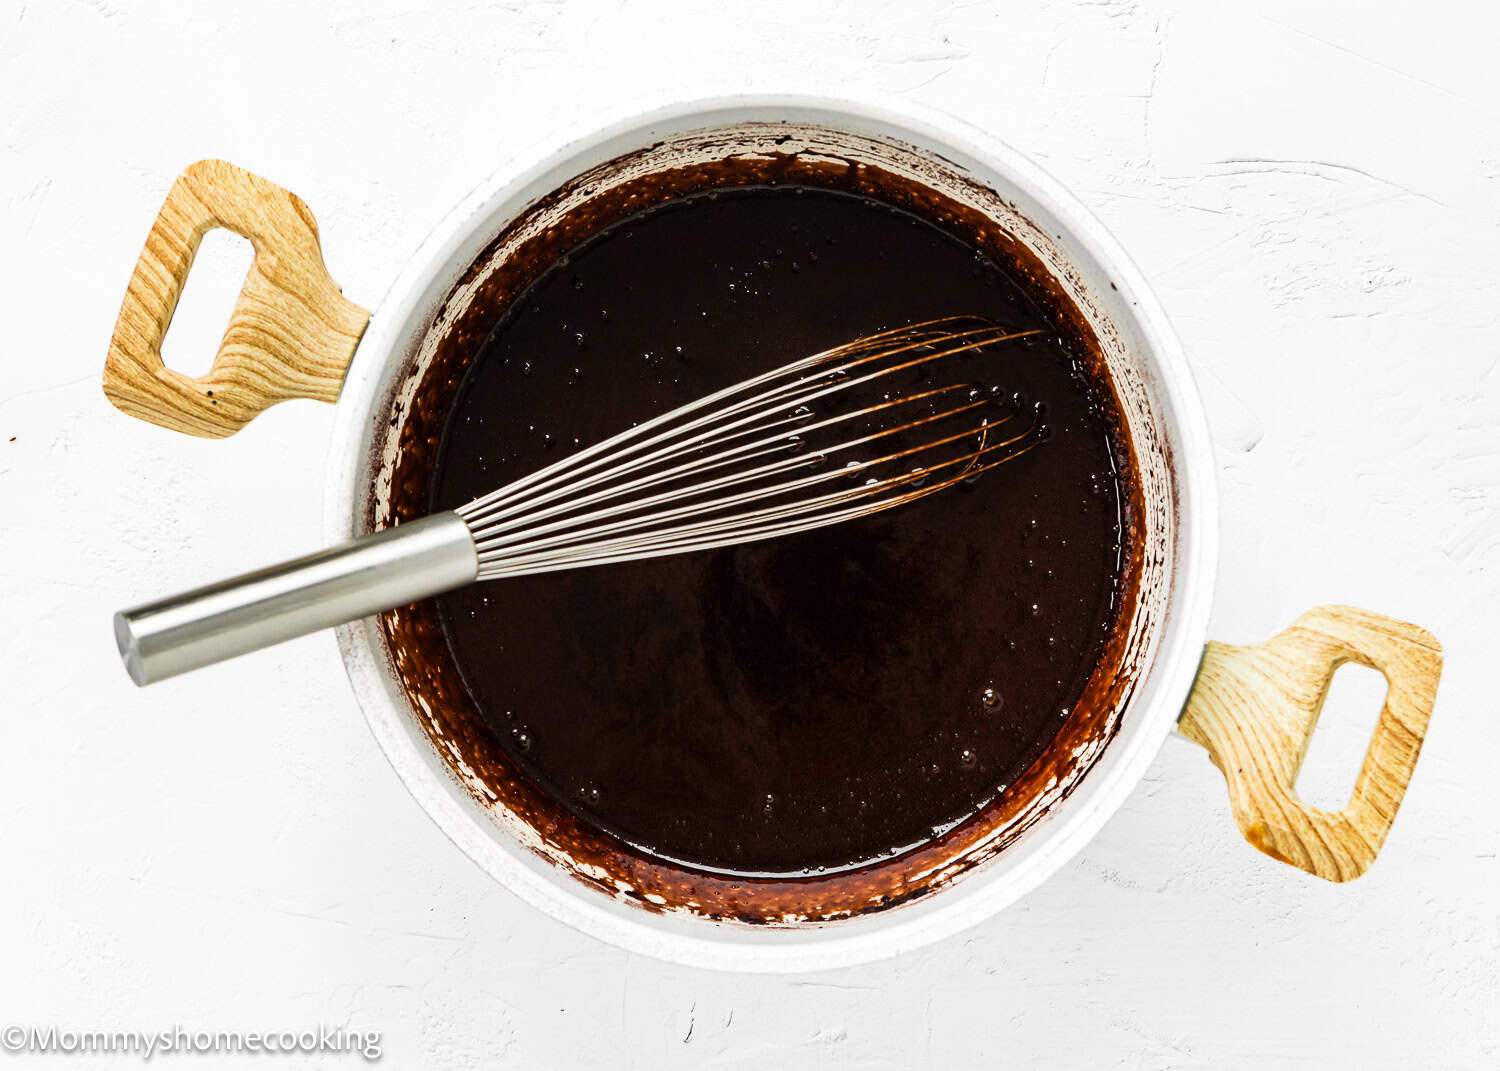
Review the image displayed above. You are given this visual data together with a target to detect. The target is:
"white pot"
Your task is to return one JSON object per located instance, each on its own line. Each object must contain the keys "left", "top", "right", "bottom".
{"left": 103, "top": 94, "right": 1444, "bottom": 974}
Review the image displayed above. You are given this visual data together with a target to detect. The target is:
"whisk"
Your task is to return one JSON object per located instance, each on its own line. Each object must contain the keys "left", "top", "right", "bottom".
{"left": 116, "top": 316, "right": 1046, "bottom": 685}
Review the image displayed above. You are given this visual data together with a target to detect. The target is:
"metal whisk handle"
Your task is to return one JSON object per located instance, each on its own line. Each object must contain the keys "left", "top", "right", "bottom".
{"left": 113, "top": 512, "right": 478, "bottom": 686}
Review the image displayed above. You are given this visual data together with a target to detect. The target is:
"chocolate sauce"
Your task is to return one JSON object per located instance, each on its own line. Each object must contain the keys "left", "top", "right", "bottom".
{"left": 430, "top": 186, "right": 1125, "bottom": 876}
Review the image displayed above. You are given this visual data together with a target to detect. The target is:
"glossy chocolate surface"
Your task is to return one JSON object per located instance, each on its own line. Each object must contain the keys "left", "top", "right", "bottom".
{"left": 428, "top": 186, "right": 1127, "bottom": 876}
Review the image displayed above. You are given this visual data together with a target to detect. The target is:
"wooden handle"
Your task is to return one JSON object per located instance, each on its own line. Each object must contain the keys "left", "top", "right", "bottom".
{"left": 102, "top": 159, "right": 370, "bottom": 438}
{"left": 1179, "top": 605, "right": 1442, "bottom": 882}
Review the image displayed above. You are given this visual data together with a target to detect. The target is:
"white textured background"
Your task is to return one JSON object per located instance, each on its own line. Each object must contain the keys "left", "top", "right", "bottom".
{"left": 3, "top": 0, "right": 1497, "bottom": 1066}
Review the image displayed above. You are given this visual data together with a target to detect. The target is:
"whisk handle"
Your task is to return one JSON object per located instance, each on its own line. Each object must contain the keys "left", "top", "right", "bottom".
{"left": 114, "top": 512, "right": 478, "bottom": 686}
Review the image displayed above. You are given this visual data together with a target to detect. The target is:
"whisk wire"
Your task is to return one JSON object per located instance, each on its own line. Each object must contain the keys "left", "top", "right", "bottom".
{"left": 470, "top": 388, "right": 993, "bottom": 563}
{"left": 475, "top": 415, "right": 1043, "bottom": 577}
{"left": 459, "top": 316, "right": 1048, "bottom": 579}
{"left": 457, "top": 318, "right": 1020, "bottom": 530}
{"left": 467, "top": 381, "right": 991, "bottom": 555}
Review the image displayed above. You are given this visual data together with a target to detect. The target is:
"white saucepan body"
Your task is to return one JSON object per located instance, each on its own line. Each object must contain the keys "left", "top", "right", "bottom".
{"left": 325, "top": 95, "right": 1219, "bottom": 973}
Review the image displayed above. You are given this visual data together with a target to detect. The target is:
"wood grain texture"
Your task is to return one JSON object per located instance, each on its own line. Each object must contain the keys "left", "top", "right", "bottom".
{"left": 102, "top": 159, "right": 369, "bottom": 438}
{"left": 1179, "top": 605, "right": 1442, "bottom": 882}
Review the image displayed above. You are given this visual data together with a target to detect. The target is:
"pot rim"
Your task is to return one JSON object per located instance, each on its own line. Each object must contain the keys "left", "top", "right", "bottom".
{"left": 326, "top": 91, "right": 1220, "bottom": 972}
